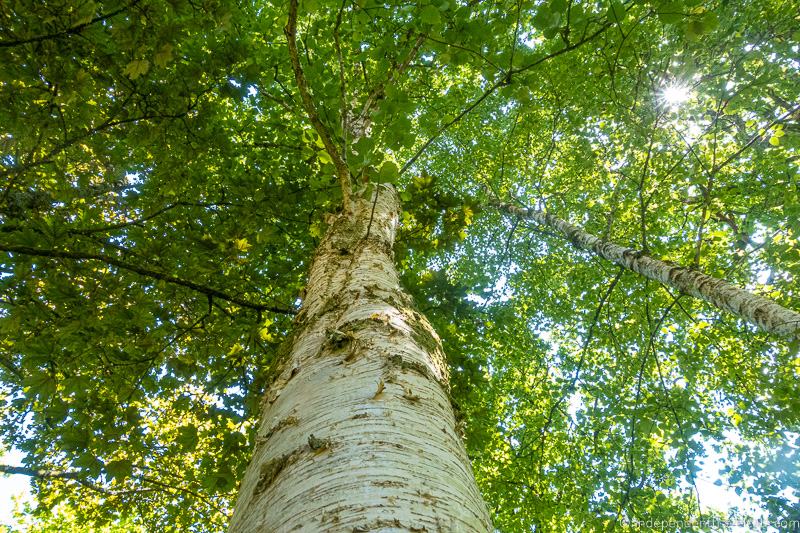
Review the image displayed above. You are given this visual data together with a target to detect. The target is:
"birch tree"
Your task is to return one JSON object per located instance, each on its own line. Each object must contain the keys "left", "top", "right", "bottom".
{"left": 495, "top": 200, "right": 800, "bottom": 339}
{"left": 1, "top": 0, "right": 798, "bottom": 531}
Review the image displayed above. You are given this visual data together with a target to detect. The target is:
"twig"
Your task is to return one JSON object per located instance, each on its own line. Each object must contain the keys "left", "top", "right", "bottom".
{"left": 713, "top": 104, "right": 800, "bottom": 174}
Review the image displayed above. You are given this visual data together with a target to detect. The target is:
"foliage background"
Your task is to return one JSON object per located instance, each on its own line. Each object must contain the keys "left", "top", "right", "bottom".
{"left": 1, "top": 0, "right": 798, "bottom": 530}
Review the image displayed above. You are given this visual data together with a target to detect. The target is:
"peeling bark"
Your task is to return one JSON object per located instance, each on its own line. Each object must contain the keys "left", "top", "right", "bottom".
{"left": 230, "top": 185, "right": 492, "bottom": 532}
{"left": 497, "top": 201, "right": 800, "bottom": 340}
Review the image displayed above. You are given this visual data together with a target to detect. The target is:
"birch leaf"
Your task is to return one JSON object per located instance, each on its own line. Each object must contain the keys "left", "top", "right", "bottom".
{"left": 123, "top": 59, "right": 150, "bottom": 79}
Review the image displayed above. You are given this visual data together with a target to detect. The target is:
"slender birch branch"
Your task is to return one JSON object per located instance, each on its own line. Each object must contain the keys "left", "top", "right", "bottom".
{"left": 496, "top": 201, "right": 800, "bottom": 340}
{"left": 355, "top": 34, "right": 426, "bottom": 133}
{"left": 0, "top": 464, "right": 80, "bottom": 479}
{"left": 0, "top": 464, "right": 113, "bottom": 495}
{"left": 0, "top": 244, "right": 295, "bottom": 315}
{"left": 0, "top": 464, "right": 218, "bottom": 506}
{"left": 285, "top": 0, "right": 352, "bottom": 211}
{"left": 333, "top": 0, "right": 349, "bottom": 162}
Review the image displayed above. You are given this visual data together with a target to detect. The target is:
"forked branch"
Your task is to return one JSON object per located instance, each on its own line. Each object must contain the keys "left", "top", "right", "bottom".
{"left": 285, "top": 0, "right": 352, "bottom": 211}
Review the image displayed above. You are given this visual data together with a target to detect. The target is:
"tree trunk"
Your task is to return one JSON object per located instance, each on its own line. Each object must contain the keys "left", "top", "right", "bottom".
{"left": 230, "top": 185, "right": 492, "bottom": 532}
{"left": 498, "top": 201, "right": 800, "bottom": 340}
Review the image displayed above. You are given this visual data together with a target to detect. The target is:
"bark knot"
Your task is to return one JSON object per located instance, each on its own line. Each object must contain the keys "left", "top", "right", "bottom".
{"left": 253, "top": 453, "right": 293, "bottom": 498}
{"left": 327, "top": 328, "right": 353, "bottom": 349}
{"left": 308, "top": 433, "right": 332, "bottom": 451}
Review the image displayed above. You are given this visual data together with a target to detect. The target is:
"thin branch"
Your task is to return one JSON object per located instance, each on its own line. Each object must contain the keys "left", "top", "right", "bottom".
{"left": 284, "top": 0, "right": 352, "bottom": 211}
{"left": 650, "top": 293, "right": 705, "bottom": 516}
{"left": 333, "top": 0, "right": 349, "bottom": 162}
{"left": 713, "top": 104, "right": 800, "bottom": 174}
{"left": 518, "top": 267, "right": 622, "bottom": 460}
{"left": 637, "top": 114, "right": 660, "bottom": 252}
{"left": 400, "top": 80, "right": 499, "bottom": 176}
{"left": 400, "top": 21, "right": 611, "bottom": 176}
{"left": 1, "top": 103, "right": 194, "bottom": 203}
{"left": 0, "top": 0, "right": 140, "bottom": 48}
{"left": 65, "top": 202, "right": 231, "bottom": 235}
{"left": 0, "top": 244, "right": 295, "bottom": 315}
{"left": 140, "top": 474, "right": 225, "bottom": 515}
{"left": 424, "top": 35, "right": 503, "bottom": 73}
{"left": 0, "top": 464, "right": 118, "bottom": 495}
{"left": 571, "top": 267, "right": 624, "bottom": 389}
{"left": 355, "top": 34, "right": 427, "bottom": 132}
{"left": 0, "top": 464, "right": 80, "bottom": 479}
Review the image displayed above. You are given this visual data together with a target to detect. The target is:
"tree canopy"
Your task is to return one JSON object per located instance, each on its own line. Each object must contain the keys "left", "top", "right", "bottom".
{"left": 1, "top": 0, "right": 799, "bottom": 530}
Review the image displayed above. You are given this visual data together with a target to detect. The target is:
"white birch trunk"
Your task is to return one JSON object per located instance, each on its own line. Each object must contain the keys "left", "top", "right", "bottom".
{"left": 499, "top": 202, "right": 800, "bottom": 340}
{"left": 230, "top": 185, "right": 492, "bottom": 532}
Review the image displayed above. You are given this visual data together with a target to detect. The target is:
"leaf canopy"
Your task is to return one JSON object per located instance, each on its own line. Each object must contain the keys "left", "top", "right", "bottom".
{"left": 1, "top": 0, "right": 799, "bottom": 530}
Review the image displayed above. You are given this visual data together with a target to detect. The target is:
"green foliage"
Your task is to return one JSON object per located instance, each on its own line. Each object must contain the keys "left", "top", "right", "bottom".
{"left": 12, "top": 502, "right": 143, "bottom": 532}
{"left": 1, "top": 0, "right": 798, "bottom": 531}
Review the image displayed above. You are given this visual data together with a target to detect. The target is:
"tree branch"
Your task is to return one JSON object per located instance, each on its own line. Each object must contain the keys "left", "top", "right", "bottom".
{"left": 284, "top": 0, "right": 352, "bottom": 211}
{"left": 66, "top": 201, "right": 233, "bottom": 235}
{"left": 0, "top": 244, "right": 295, "bottom": 315}
{"left": 0, "top": 464, "right": 80, "bottom": 479}
{"left": 712, "top": 104, "right": 800, "bottom": 174}
{"left": 400, "top": 21, "right": 611, "bottom": 176}
{"left": 0, "top": 464, "right": 120, "bottom": 495}
{"left": 0, "top": 0, "right": 141, "bottom": 48}
{"left": 333, "top": 0, "right": 349, "bottom": 162}
{"left": 495, "top": 199, "right": 800, "bottom": 339}
{"left": 355, "top": 34, "right": 427, "bottom": 134}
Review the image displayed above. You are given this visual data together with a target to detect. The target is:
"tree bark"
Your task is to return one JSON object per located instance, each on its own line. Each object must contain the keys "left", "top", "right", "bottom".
{"left": 230, "top": 185, "right": 492, "bottom": 532}
{"left": 498, "top": 202, "right": 800, "bottom": 340}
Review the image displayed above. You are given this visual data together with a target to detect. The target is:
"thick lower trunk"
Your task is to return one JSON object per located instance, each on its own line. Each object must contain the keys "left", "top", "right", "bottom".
{"left": 498, "top": 201, "right": 800, "bottom": 340}
{"left": 230, "top": 185, "right": 491, "bottom": 532}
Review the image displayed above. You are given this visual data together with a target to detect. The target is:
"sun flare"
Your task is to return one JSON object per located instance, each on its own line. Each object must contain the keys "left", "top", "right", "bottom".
{"left": 660, "top": 83, "right": 692, "bottom": 108}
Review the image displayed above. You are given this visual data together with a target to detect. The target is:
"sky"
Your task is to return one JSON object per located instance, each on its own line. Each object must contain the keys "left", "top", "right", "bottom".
{"left": 0, "top": 447, "right": 31, "bottom": 531}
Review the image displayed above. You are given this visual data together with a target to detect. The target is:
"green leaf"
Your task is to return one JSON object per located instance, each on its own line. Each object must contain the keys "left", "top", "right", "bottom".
{"left": 153, "top": 44, "right": 174, "bottom": 68}
{"left": 123, "top": 59, "right": 150, "bottom": 80}
{"left": 420, "top": 5, "right": 441, "bottom": 25}
{"left": 658, "top": 3, "right": 684, "bottom": 24}
{"left": 378, "top": 161, "right": 400, "bottom": 183}
{"left": 532, "top": 9, "right": 551, "bottom": 30}
{"left": 106, "top": 459, "right": 133, "bottom": 481}
{"left": 702, "top": 11, "right": 719, "bottom": 32}
{"left": 23, "top": 371, "right": 55, "bottom": 400}
{"left": 606, "top": 0, "right": 624, "bottom": 21}
{"left": 74, "top": 454, "right": 103, "bottom": 476}
{"left": 352, "top": 136, "right": 375, "bottom": 157}
{"left": 177, "top": 425, "right": 199, "bottom": 450}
